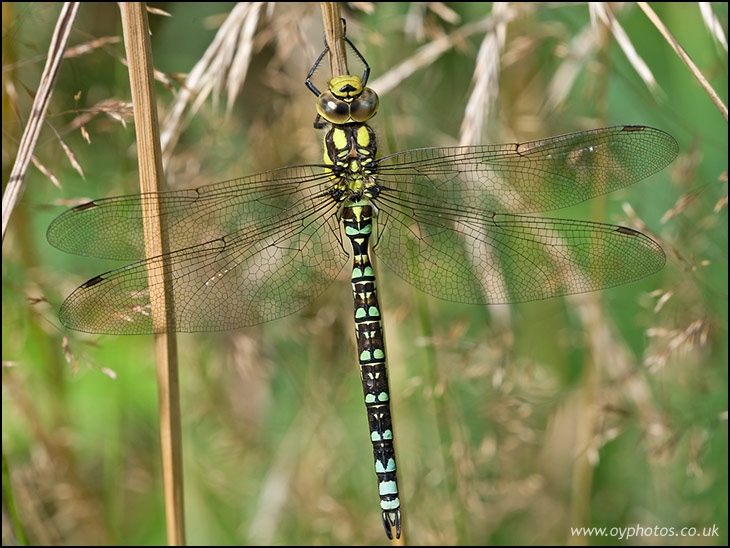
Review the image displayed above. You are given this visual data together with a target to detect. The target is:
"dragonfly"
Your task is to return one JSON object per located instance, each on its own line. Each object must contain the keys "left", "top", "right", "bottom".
{"left": 48, "top": 30, "right": 678, "bottom": 540}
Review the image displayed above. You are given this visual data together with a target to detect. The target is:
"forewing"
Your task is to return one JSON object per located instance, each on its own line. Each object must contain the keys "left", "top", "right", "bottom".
{"left": 374, "top": 126, "right": 677, "bottom": 215}
{"left": 47, "top": 165, "right": 335, "bottom": 260}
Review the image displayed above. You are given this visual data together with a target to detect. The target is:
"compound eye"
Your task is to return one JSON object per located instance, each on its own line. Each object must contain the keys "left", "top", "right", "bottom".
{"left": 317, "top": 92, "right": 350, "bottom": 124}
{"left": 349, "top": 88, "right": 379, "bottom": 122}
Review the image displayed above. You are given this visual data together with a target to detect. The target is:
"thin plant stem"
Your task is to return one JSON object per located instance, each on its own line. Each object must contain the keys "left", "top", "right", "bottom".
{"left": 1, "top": 2, "right": 79, "bottom": 242}
{"left": 319, "top": 2, "right": 348, "bottom": 77}
{"left": 119, "top": 3, "right": 185, "bottom": 545}
{"left": 638, "top": 1, "right": 728, "bottom": 122}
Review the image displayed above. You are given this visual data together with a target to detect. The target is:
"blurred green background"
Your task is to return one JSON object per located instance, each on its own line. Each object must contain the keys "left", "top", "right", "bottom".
{"left": 2, "top": 2, "right": 727, "bottom": 545}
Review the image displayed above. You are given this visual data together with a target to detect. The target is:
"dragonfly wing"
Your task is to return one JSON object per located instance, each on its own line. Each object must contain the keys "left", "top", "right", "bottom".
{"left": 59, "top": 197, "right": 347, "bottom": 334}
{"left": 371, "top": 196, "right": 665, "bottom": 304}
{"left": 47, "top": 165, "right": 334, "bottom": 260}
{"left": 374, "top": 125, "right": 677, "bottom": 215}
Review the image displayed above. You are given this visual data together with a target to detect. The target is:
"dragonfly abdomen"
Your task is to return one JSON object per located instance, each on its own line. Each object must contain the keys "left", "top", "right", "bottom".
{"left": 342, "top": 203, "right": 401, "bottom": 539}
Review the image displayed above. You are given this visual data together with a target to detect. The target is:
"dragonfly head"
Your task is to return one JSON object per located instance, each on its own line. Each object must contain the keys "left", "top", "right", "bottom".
{"left": 316, "top": 75, "right": 379, "bottom": 125}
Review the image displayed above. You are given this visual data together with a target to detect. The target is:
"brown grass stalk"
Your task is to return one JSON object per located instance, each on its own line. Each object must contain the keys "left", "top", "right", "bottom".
{"left": 638, "top": 1, "right": 728, "bottom": 122}
{"left": 1, "top": 2, "right": 79, "bottom": 242}
{"left": 119, "top": 3, "right": 185, "bottom": 545}
{"left": 319, "top": 2, "right": 348, "bottom": 77}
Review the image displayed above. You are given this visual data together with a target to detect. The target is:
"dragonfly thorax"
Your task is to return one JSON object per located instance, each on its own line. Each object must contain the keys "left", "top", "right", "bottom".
{"left": 324, "top": 122, "right": 380, "bottom": 203}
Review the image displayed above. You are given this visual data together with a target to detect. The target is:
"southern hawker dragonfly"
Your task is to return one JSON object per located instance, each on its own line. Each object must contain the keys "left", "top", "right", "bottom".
{"left": 48, "top": 29, "right": 678, "bottom": 540}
